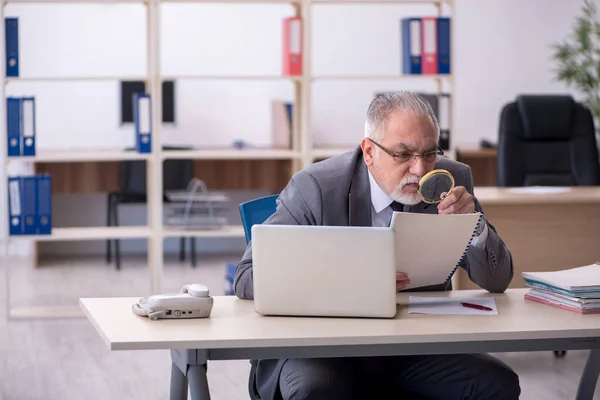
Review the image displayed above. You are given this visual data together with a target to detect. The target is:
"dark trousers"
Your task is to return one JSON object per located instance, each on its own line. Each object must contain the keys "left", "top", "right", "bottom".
{"left": 278, "top": 354, "right": 521, "bottom": 400}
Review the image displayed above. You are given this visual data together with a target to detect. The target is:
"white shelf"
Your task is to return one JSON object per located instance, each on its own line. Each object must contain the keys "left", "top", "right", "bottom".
{"left": 7, "top": 149, "right": 151, "bottom": 163}
{"left": 161, "top": 148, "right": 301, "bottom": 160}
{"left": 312, "top": 74, "right": 451, "bottom": 81}
{"left": 163, "top": 225, "right": 245, "bottom": 238}
{"left": 161, "top": 0, "right": 299, "bottom": 3}
{"left": 311, "top": 0, "right": 450, "bottom": 3}
{"left": 7, "top": 0, "right": 144, "bottom": 3}
{"left": 161, "top": 74, "right": 302, "bottom": 81}
{"left": 8, "top": 226, "right": 151, "bottom": 242}
{"left": 5, "top": 75, "right": 146, "bottom": 82}
{"left": 312, "top": 147, "right": 354, "bottom": 159}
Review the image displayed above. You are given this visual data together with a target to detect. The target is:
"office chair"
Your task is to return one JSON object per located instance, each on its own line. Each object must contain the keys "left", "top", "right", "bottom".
{"left": 497, "top": 94, "right": 600, "bottom": 187}
{"left": 238, "top": 194, "right": 279, "bottom": 244}
{"left": 106, "top": 146, "right": 195, "bottom": 270}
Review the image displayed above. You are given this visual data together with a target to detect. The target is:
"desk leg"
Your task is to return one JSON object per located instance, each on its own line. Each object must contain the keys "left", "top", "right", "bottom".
{"left": 576, "top": 349, "right": 600, "bottom": 400}
{"left": 188, "top": 365, "right": 210, "bottom": 400}
{"left": 170, "top": 361, "right": 188, "bottom": 400}
{"left": 170, "top": 349, "right": 211, "bottom": 400}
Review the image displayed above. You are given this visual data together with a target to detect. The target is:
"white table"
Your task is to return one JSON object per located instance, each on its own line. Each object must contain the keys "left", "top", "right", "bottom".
{"left": 80, "top": 289, "right": 600, "bottom": 400}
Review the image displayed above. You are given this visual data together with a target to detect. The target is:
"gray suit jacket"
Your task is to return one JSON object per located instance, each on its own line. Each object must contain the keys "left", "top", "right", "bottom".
{"left": 234, "top": 146, "right": 514, "bottom": 400}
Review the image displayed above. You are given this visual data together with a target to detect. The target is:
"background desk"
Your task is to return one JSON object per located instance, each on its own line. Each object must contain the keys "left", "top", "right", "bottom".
{"left": 456, "top": 147, "right": 497, "bottom": 186}
{"left": 455, "top": 187, "right": 600, "bottom": 290}
{"left": 80, "top": 289, "right": 600, "bottom": 400}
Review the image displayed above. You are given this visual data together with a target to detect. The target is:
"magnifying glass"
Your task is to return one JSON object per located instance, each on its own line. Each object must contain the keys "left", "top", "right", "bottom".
{"left": 417, "top": 169, "right": 455, "bottom": 204}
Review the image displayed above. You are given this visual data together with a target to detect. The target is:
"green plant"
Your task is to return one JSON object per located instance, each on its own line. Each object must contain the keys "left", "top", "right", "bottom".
{"left": 551, "top": 0, "right": 600, "bottom": 143}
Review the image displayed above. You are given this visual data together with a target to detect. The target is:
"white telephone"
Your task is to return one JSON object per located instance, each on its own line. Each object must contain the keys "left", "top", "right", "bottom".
{"left": 132, "top": 284, "right": 214, "bottom": 320}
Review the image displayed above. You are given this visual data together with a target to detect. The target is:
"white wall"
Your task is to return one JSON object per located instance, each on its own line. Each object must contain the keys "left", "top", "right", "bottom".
{"left": 453, "top": 0, "right": 587, "bottom": 147}
{"left": 0, "top": 0, "right": 589, "bottom": 257}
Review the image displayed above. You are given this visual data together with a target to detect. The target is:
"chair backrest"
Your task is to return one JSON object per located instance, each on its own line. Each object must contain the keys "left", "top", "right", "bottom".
{"left": 497, "top": 94, "right": 600, "bottom": 187}
{"left": 239, "top": 194, "right": 279, "bottom": 244}
{"left": 118, "top": 146, "right": 194, "bottom": 193}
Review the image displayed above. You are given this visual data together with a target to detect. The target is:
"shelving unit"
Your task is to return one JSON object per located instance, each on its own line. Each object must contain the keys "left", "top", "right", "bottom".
{"left": 0, "top": 0, "right": 454, "bottom": 317}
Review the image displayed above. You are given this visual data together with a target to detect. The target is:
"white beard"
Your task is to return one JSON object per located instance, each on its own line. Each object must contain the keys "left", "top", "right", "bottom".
{"left": 389, "top": 176, "right": 422, "bottom": 205}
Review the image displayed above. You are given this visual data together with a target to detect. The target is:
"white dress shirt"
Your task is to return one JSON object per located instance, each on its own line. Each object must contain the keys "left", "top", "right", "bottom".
{"left": 367, "top": 170, "right": 488, "bottom": 249}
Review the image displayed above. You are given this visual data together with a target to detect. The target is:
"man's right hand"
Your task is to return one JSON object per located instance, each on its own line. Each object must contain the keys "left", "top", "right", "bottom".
{"left": 396, "top": 272, "right": 410, "bottom": 291}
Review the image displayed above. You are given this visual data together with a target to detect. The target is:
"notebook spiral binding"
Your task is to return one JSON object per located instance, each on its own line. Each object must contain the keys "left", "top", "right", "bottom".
{"left": 444, "top": 211, "right": 485, "bottom": 287}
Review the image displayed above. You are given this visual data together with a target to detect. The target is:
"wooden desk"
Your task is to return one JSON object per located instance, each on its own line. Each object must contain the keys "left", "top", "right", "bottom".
{"left": 80, "top": 289, "right": 600, "bottom": 400}
{"left": 456, "top": 148, "right": 497, "bottom": 186}
{"left": 455, "top": 187, "right": 600, "bottom": 290}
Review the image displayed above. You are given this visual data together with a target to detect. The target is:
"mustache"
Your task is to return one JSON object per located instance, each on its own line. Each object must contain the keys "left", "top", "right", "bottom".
{"left": 400, "top": 176, "right": 421, "bottom": 187}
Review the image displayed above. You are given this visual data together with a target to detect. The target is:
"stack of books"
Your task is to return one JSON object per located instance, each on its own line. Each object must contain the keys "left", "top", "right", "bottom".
{"left": 522, "top": 262, "right": 600, "bottom": 314}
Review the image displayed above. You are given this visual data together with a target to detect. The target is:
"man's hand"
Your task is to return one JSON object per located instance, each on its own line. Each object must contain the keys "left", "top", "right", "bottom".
{"left": 438, "top": 186, "right": 475, "bottom": 215}
{"left": 397, "top": 272, "right": 410, "bottom": 291}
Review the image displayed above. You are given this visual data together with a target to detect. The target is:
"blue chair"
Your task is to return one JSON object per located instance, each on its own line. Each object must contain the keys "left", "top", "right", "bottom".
{"left": 238, "top": 194, "right": 279, "bottom": 244}
{"left": 224, "top": 194, "right": 279, "bottom": 297}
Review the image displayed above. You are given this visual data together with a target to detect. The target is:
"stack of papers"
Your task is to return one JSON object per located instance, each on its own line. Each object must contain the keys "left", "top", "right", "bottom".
{"left": 522, "top": 263, "right": 600, "bottom": 314}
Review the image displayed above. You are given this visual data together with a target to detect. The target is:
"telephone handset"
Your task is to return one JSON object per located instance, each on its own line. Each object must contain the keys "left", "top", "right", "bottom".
{"left": 132, "top": 283, "right": 214, "bottom": 320}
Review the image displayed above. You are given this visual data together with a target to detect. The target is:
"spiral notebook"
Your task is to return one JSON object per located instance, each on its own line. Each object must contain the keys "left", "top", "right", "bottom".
{"left": 390, "top": 211, "right": 484, "bottom": 290}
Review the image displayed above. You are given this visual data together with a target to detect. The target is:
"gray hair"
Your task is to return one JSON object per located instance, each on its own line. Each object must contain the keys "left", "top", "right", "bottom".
{"left": 364, "top": 91, "right": 440, "bottom": 142}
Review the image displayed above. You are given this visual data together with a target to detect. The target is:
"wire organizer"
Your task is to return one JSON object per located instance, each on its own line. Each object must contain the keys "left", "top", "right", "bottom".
{"left": 165, "top": 178, "right": 230, "bottom": 230}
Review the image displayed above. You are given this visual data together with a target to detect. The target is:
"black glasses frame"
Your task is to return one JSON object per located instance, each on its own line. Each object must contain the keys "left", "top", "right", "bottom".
{"left": 368, "top": 138, "right": 444, "bottom": 164}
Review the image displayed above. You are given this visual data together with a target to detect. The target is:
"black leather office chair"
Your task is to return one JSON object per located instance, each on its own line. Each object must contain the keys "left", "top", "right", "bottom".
{"left": 497, "top": 95, "right": 599, "bottom": 359}
{"left": 106, "top": 146, "right": 196, "bottom": 270}
{"left": 497, "top": 94, "right": 600, "bottom": 186}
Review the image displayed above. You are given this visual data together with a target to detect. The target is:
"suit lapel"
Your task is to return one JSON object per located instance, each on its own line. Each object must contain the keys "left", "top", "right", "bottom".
{"left": 348, "top": 154, "right": 372, "bottom": 227}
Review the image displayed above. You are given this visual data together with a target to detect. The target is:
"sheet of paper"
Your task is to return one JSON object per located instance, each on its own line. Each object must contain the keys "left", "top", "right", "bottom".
{"left": 408, "top": 296, "right": 498, "bottom": 315}
{"left": 506, "top": 186, "right": 572, "bottom": 195}
{"left": 391, "top": 212, "right": 482, "bottom": 290}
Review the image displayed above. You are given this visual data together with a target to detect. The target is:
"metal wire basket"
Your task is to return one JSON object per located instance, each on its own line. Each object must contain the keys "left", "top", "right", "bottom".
{"left": 164, "top": 178, "right": 230, "bottom": 230}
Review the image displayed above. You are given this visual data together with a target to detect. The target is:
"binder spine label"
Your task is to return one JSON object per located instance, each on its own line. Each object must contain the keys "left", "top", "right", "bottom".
{"left": 437, "top": 17, "right": 451, "bottom": 74}
{"left": 421, "top": 17, "right": 438, "bottom": 75}
{"left": 6, "top": 97, "right": 21, "bottom": 156}
{"left": 401, "top": 18, "right": 422, "bottom": 74}
{"left": 36, "top": 175, "right": 52, "bottom": 235}
{"left": 134, "top": 93, "right": 152, "bottom": 153}
{"left": 8, "top": 177, "right": 22, "bottom": 235}
{"left": 5, "top": 17, "right": 18, "bottom": 77}
{"left": 21, "top": 176, "right": 37, "bottom": 235}
{"left": 283, "top": 17, "right": 303, "bottom": 76}
{"left": 21, "top": 97, "right": 36, "bottom": 156}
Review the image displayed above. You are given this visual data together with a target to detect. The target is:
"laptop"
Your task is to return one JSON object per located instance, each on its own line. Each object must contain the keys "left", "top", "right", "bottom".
{"left": 251, "top": 224, "right": 398, "bottom": 318}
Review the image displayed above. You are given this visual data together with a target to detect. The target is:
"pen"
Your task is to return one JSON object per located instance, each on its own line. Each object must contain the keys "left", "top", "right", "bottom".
{"left": 460, "top": 302, "right": 493, "bottom": 311}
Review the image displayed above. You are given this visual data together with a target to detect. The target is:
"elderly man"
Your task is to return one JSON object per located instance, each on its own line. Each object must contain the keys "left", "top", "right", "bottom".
{"left": 234, "top": 91, "right": 520, "bottom": 400}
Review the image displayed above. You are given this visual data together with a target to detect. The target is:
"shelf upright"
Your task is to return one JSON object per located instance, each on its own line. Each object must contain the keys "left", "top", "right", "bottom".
{"left": 146, "top": 0, "right": 164, "bottom": 294}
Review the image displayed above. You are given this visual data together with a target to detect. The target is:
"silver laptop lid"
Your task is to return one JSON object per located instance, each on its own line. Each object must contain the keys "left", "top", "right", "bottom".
{"left": 251, "top": 224, "right": 397, "bottom": 318}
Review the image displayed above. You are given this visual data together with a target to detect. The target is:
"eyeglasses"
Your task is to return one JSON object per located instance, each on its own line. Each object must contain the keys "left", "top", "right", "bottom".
{"left": 368, "top": 138, "right": 444, "bottom": 164}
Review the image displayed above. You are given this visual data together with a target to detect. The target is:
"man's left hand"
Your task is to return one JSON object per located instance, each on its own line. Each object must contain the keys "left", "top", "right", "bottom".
{"left": 437, "top": 186, "right": 475, "bottom": 215}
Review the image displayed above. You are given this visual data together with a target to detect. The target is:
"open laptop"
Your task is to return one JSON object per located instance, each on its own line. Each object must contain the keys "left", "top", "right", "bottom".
{"left": 251, "top": 224, "right": 398, "bottom": 318}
